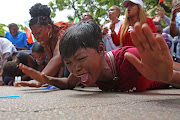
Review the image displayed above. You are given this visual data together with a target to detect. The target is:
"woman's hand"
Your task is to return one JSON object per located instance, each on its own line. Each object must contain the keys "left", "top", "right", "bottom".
{"left": 109, "top": 21, "right": 115, "bottom": 33}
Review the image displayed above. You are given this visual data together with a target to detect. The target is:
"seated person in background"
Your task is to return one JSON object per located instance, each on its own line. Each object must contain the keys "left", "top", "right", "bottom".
{"left": 170, "top": 0, "right": 180, "bottom": 38}
{"left": 102, "top": 5, "right": 123, "bottom": 51}
{"left": 170, "top": 1, "right": 180, "bottom": 62}
{"left": 0, "top": 37, "right": 17, "bottom": 85}
{"left": 153, "top": 7, "right": 171, "bottom": 34}
{"left": 111, "top": 0, "right": 156, "bottom": 47}
{"left": 154, "top": 21, "right": 174, "bottom": 57}
{"left": 3, "top": 50, "right": 37, "bottom": 85}
{"left": 32, "top": 42, "right": 48, "bottom": 72}
{"left": 81, "top": 12, "right": 93, "bottom": 21}
{"left": 5, "top": 23, "right": 29, "bottom": 50}
{"left": 17, "top": 21, "right": 178, "bottom": 91}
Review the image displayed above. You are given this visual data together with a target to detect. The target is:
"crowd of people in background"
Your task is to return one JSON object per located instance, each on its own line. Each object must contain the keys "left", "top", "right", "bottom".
{"left": 0, "top": 0, "right": 180, "bottom": 92}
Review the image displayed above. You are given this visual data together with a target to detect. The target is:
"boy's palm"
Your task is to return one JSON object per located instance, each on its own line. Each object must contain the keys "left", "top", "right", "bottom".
{"left": 125, "top": 23, "right": 173, "bottom": 83}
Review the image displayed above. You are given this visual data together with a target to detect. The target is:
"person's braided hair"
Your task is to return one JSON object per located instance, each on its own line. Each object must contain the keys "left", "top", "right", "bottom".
{"left": 29, "top": 3, "right": 53, "bottom": 27}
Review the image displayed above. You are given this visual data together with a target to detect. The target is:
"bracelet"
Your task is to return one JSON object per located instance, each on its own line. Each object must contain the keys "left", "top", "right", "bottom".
{"left": 170, "top": 21, "right": 176, "bottom": 25}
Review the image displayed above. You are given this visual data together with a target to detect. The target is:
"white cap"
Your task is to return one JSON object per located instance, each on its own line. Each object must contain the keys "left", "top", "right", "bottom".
{"left": 122, "top": 0, "right": 144, "bottom": 7}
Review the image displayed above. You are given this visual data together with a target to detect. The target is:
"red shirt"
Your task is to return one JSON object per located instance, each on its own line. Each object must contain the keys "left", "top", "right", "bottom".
{"left": 96, "top": 47, "right": 169, "bottom": 92}
{"left": 111, "top": 17, "right": 157, "bottom": 46}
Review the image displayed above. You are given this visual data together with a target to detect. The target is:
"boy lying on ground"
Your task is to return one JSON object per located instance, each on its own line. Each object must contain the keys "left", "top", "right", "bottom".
{"left": 16, "top": 21, "right": 179, "bottom": 91}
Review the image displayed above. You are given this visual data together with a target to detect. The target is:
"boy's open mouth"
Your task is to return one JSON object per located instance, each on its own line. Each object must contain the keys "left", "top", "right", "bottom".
{"left": 77, "top": 73, "right": 90, "bottom": 84}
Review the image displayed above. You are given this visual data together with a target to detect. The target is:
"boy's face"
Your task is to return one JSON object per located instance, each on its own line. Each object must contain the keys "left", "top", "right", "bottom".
{"left": 64, "top": 47, "right": 103, "bottom": 86}
{"left": 32, "top": 52, "right": 46, "bottom": 64}
{"left": 155, "top": 25, "right": 163, "bottom": 34}
{"left": 9, "top": 26, "right": 19, "bottom": 37}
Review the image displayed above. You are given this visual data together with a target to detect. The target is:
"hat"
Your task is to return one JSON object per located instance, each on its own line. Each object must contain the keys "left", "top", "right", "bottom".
{"left": 122, "top": 0, "right": 144, "bottom": 7}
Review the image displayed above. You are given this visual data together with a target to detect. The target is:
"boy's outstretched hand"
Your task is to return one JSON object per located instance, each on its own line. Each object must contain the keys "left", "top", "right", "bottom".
{"left": 125, "top": 23, "right": 173, "bottom": 84}
{"left": 17, "top": 63, "right": 49, "bottom": 87}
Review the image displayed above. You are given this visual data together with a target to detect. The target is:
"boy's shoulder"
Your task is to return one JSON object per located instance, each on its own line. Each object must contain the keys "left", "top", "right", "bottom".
{"left": 111, "top": 46, "right": 139, "bottom": 59}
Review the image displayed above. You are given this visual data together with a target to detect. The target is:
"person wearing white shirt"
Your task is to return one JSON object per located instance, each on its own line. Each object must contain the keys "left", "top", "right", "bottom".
{"left": 102, "top": 5, "right": 124, "bottom": 51}
{"left": 0, "top": 37, "right": 17, "bottom": 84}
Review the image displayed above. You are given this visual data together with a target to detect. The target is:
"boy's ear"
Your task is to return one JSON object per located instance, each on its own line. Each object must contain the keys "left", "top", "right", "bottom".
{"left": 98, "top": 42, "right": 105, "bottom": 56}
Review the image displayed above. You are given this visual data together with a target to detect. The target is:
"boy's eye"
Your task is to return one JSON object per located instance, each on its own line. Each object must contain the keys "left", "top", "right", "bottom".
{"left": 65, "top": 61, "right": 72, "bottom": 65}
{"left": 78, "top": 57, "right": 86, "bottom": 61}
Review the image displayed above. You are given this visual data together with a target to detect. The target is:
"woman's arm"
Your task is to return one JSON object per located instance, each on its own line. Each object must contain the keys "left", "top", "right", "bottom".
{"left": 42, "top": 40, "right": 64, "bottom": 77}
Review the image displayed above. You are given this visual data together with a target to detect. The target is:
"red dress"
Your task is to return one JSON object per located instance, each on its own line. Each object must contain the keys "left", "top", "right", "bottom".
{"left": 111, "top": 17, "right": 157, "bottom": 46}
{"left": 96, "top": 47, "right": 169, "bottom": 92}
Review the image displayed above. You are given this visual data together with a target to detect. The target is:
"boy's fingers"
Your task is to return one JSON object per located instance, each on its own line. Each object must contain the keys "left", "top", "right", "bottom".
{"left": 133, "top": 23, "right": 151, "bottom": 50}
{"left": 156, "top": 35, "right": 172, "bottom": 54}
{"left": 141, "top": 24, "right": 160, "bottom": 51}
{"left": 131, "top": 31, "right": 144, "bottom": 53}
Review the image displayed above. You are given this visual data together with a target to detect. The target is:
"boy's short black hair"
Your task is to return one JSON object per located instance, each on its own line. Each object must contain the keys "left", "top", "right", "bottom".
{"left": 59, "top": 20, "right": 103, "bottom": 59}
{"left": 3, "top": 61, "right": 18, "bottom": 77}
{"left": 32, "top": 42, "right": 44, "bottom": 53}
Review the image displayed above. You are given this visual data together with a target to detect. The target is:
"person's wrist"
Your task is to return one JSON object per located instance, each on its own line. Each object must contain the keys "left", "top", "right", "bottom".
{"left": 171, "top": 15, "right": 176, "bottom": 21}
{"left": 170, "top": 20, "right": 176, "bottom": 25}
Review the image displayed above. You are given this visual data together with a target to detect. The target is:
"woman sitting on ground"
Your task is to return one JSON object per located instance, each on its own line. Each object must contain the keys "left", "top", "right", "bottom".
{"left": 111, "top": 0, "right": 156, "bottom": 47}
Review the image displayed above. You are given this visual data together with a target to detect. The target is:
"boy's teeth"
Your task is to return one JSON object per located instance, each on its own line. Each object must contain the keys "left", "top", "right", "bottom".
{"left": 78, "top": 74, "right": 89, "bottom": 83}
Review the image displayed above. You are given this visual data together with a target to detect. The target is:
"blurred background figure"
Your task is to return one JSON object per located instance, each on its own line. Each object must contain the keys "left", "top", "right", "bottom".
{"left": 32, "top": 42, "right": 48, "bottom": 72}
{"left": 102, "top": 5, "right": 124, "bottom": 51}
{"left": 111, "top": 0, "right": 156, "bottom": 47}
{"left": 0, "top": 37, "right": 17, "bottom": 85}
{"left": 81, "top": 12, "right": 93, "bottom": 21}
{"left": 154, "top": 21, "right": 174, "bottom": 57}
{"left": 4, "top": 23, "right": 29, "bottom": 50}
{"left": 3, "top": 50, "right": 36, "bottom": 86}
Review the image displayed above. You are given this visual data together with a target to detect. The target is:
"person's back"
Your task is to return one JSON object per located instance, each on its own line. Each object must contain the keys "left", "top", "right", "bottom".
{"left": 5, "top": 23, "right": 29, "bottom": 50}
{"left": 0, "top": 37, "right": 17, "bottom": 68}
{"left": 3, "top": 50, "right": 37, "bottom": 85}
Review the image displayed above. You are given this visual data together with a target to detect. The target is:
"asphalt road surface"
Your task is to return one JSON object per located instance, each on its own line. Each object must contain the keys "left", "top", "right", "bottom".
{"left": 0, "top": 86, "right": 179, "bottom": 120}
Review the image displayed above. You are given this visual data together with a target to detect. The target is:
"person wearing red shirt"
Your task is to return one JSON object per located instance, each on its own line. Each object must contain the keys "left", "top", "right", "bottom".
{"left": 16, "top": 21, "right": 179, "bottom": 91}
{"left": 110, "top": 0, "right": 156, "bottom": 47}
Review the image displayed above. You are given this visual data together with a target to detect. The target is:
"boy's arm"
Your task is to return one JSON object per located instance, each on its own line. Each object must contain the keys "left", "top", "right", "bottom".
{"left": 17, "top": 63, "right": 79, "bottom": 89}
